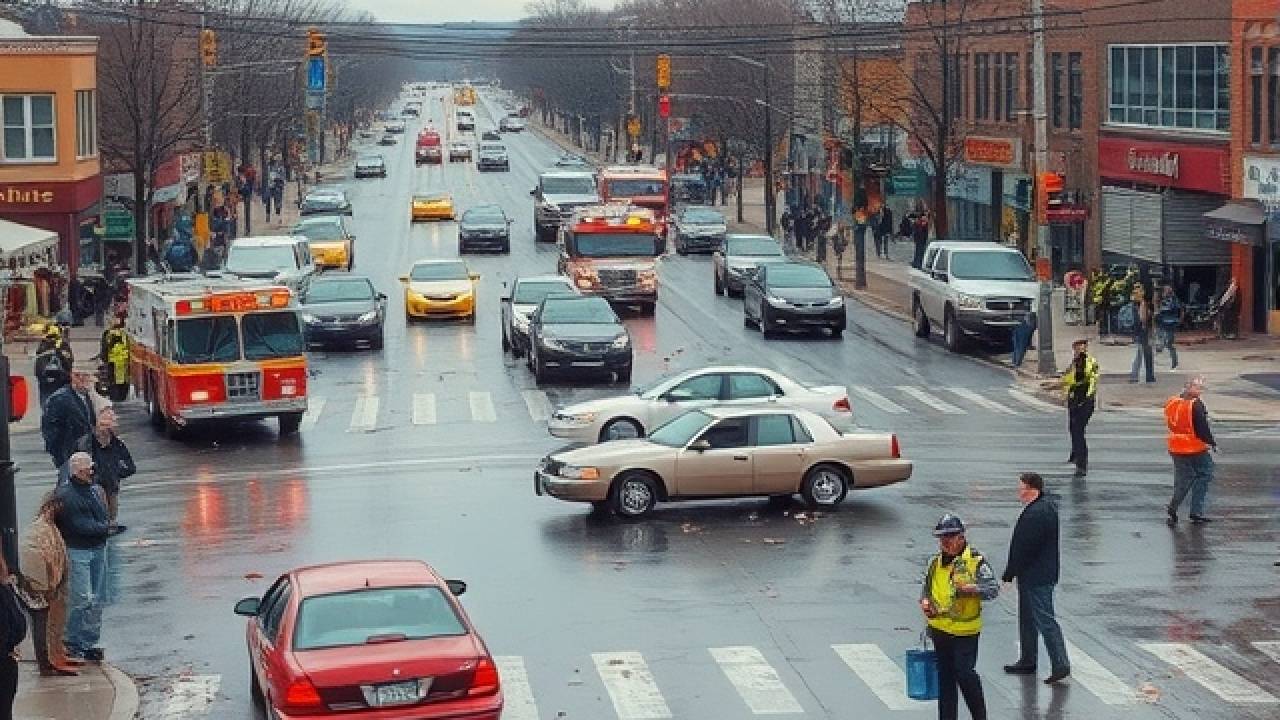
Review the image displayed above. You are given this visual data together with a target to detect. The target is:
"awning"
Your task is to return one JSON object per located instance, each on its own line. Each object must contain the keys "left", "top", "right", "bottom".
{"left": 0, "top": 218, "right": 58, "bottom": 267}
{"left": 1203, "top": 200, "right": 1266, "bottom": 226}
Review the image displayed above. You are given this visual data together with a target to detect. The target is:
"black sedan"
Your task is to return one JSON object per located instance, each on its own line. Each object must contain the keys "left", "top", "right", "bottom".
{"left": 527, "top": 295, "right": 632, "bottom": 384}
{"left": 481, "top": 130, "right": 502, "bottom": 141}
{"left": 354, "top": 153, "right": 386, "bottom": 178}
{"left": 458, "top": 204, "right": 512, "bottom": 254}
{"left": 743, "top": 261, "right": 845, "bottom": 338}
{"left": 670, "top": 205, "right": 727, "bottom": 255}
{"left": 299, "top": 187, "right": 353, "bottom": 216}
{"left": 300, "top": 273, "right": 387, "bottom": 349}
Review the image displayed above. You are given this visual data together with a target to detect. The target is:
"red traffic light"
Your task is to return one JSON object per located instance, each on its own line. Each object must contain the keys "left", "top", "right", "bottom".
{"left": 7, "top": 375, "right": 28, "bottom": 423}
{"left": 658, "top": 94, "right": 671, "bottom": 119}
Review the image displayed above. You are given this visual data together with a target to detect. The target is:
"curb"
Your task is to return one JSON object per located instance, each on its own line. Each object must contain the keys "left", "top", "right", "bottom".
{"left": 104, "top": 663, "right": 141, "bottom": 720}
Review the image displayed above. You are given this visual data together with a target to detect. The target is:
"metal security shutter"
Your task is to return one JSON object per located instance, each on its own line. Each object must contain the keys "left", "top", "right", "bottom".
{"left": 1162, "top": 190, "right": 1232, "bottom": 265}
{"left": 1101, "top": 186, "right": 1162, "bottom": 263}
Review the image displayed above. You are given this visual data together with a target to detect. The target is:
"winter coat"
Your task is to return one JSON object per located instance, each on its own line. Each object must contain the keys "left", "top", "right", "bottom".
{"left": 73, "top": 431, "right": 135, "bottom": 496}
{"left": 0, "top": 584, "right": 26, "bottom": 656}
{"left": 1002, "top": 494, "right": 1061, "bottom": 587}
{"left": 41, "top": 386, "right": 97, "bottom": 469}
{"left": 19, "top": 514, "right": 67, "bottom": 598}
{"left": 53, "top": 480, "right": 110, "bottom": 550}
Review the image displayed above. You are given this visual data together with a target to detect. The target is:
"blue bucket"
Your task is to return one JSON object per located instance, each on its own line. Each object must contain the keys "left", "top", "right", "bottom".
{"left": 905, "top": 648, "right": 939, "bottom": 700}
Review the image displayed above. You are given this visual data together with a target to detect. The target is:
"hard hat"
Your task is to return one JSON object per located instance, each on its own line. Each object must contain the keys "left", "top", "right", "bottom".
{"left": 932, "top": 513, "right": 966, "bottom": 537}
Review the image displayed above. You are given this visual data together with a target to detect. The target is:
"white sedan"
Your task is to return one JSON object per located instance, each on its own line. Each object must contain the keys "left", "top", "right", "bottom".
{"left": 548, "top": 366, "right": 852, "bottom": 444}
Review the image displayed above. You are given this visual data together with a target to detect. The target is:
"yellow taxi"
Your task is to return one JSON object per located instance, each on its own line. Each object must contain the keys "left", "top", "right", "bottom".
{"left": 291, "top": 215, "right": 354, "bottom": 270}
{"left": 400, "top": 259, "right": 479, "bottom": 321}
{"left": 410, "top": 192, "right": 455, "bottom": 222}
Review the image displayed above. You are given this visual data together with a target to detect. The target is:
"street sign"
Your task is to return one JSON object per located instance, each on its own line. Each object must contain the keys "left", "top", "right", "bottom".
{"left": 203, "top": 150, "right": 231, "bottom": 183}
{"left": 103, "top": 206, "right": 134, "bottom": 240}
{"left": 888, "top": 168, "right": 922, "bottom": 196}
{"left": 305, "top": 91, "right": 324, "bottom": 110}
{"left": 307, "top": 57, "right": 325, "bottom": 92}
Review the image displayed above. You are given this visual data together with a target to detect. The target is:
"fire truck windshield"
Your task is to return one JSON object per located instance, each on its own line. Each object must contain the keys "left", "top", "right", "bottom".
{"left": 226, "top": 246, "right": 297, "bottom": 275}
{"left": 243, "top": 311, "right": 306, "bottom": 360}
{"left": 543, "top": 176, "right": 597, "bottom": 194}
{"left": 571, "top": 232, "right": 657, "bottom": 257}
{"left": 606, "top": 178, "right": 666, "bottom": 197}
{"left": 175, "top": 316, "right": 240, "bottom": 364}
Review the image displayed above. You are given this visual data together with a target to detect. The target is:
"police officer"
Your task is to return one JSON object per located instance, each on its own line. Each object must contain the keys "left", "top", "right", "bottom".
{"left": 1062, "top": 338, "right": 1099, "bottom": 477}
{"left": 920, "top": 514, "right": 999, "bottom": 720}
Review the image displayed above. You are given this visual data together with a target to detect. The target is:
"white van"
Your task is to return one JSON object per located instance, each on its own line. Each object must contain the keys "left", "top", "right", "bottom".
{"left": 225, "top": 236, "right": 318, "bottom": 294}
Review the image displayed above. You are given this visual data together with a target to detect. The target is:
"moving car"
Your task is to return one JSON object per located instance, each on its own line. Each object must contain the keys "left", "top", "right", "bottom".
{"left": 456, "top": 110, "right": 475, "bottom": 132}
{"left": 548, "top": 366, "right": 852, "bottom": 443}
{"left": 458, "top": 204, "right": 512, "bottom": 254}
{"left": 476, "top": 142, "right": 509, "bottom": 172}
{"left": 531, "top": 170, "right": 601, "bottom": 242}
{"left": 378, "top": 133, "right": 397, "bottom": 146}
{"left": 526, "top": 295, "right": 631, "bottom": 384}
{"left": 713, "top": 234, "right": 787, "bottom": 296}
{"left": 448, "top": 141, "right": 473, "bottom": 162}
{"left": 480, "top": 130, "right": 501, "bottom": 142}
{"left": 354, "top": 154, "right": 387, "bottom": 178}
{"left": 291, "top": 215, "right": 354, "bottom": 270}
{"left": 553, "top": 154, "right": 591, "bottom": 168}
{"left": 299, "top": 187, "right": 353, "bottom": 217}
{"left": 743, "top": 261, "right": 845, "bottom": 338}
{"left": 401, "top": 259, "right": 479, "bottom": 322}
{"left": 415, "top": 130, "right": 443, "bottom": 165}
{"left": 300, "top": 273, "right": 386, "bottom": 349}
{"left": 535, "top": 406, "right": 911, "bottom": 518}
{"left": 498, "top": 115, "right": 525, "bottom": 132}
{"left": 500, "top": 275, "right": 577, "bottom": 358}
{"left": 225, "top": 236, "right": 317, "bottom": 294}
{"left": 410, "top": 192, "right": 455, "bottom": 222}
{"left": 669, "top": 205, "right": 727, "bottom": 255}
{"left": 909, "top": 241, "right": 1038, "bottom": 352}
{"left": 385, "top": 120, "right": 406, "bottom": 134}
{"left": 233, "top": 560, "right": 503, "bottom": 719}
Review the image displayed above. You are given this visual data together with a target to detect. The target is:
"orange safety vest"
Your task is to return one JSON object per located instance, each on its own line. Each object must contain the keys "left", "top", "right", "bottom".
{"left": 1165, "top": 396, "right": 1210, "bottom": 455}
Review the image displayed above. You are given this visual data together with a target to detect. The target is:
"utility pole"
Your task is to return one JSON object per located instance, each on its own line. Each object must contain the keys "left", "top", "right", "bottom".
{"left": 0, "top": 351, "right": 17, "bottom": 573}
{"left": 200, "top": 1, "right": 214, "bottom": 150}
{"left": 762, "top": 61, "right": 775, "bottom": 236}
{"left": 1031, "top": 0, "right": 1056, "bottom": 374}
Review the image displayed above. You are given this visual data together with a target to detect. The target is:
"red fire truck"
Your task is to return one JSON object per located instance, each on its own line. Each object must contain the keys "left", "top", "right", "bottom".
{"left": 598, "top": 166, "right": 669, "bottom": 232}
{"left": 126, "top": 275, "right": 309, "bottom": 437}
{"left": 557, "top": 205, "right": 663, "bottom": 315}
{"left": 416, "top": 129, "right": 442, "bottom": 165}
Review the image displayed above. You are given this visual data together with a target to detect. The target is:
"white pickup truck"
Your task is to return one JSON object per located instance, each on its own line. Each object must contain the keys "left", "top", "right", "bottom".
{"left": 908, "top": 241, "right": 1039, "bottom": 352}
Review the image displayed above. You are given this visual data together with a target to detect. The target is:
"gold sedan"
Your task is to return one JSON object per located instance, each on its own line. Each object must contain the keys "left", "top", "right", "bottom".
{"left": 410, "top": 192, "right": 455, "bottom": 222}
{"left": 400, "top": 259, "right": 479, "bottom": 321}
{"left": 535, "top": 406, "right": 911, "bottom": 518}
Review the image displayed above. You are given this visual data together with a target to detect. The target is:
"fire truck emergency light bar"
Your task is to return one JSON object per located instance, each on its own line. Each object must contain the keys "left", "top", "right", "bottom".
{"left": 175, "top": 290, "right": 292, "bottom": 315}
{"left": 575, "top": 205, "right": 656, "bottom": 227}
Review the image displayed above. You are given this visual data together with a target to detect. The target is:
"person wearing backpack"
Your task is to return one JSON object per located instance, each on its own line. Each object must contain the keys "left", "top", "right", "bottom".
{"left": 1156, "top": 285, "right": 1182, "bottom": 369}
{"left": 34, "top": 326, "right": 74, "bottom": 409}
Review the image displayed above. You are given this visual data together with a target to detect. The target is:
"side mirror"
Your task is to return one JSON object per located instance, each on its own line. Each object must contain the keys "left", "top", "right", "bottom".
{"left": 348, "top": 234, "right": 357, "bottom": 242}
{"left": 689, "top": 439, "right": 711, "bottom": 452}
{"left": 234, "top": 597, "right": 261, "bottom": 616}
{"left": 446, "top": 579, "right": 467, "bottom": 596}
{"left": 376, "top": 292, "right": 387, "bottom": 301}
{"left": 399, "top": 275, "right": 409, "bottom": 283}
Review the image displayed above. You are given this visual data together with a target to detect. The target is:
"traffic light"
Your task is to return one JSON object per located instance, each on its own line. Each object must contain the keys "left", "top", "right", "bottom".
{"left": 306, "top": 27, "right": 326, "bottom": 57}
{"left": 658, "top": 94, "right": 671, "bottom": 119}
{"left": 656, "top": 54, "right": 671, "bottom": 91}
{"left": 7, "top": 375, "right": 27, "bottom": 423}
{"left": 1036, "top": 172, "right": 1064, "bottom": 224}
{"left": 200, "top": 29, "right": 217, "bottom": 67}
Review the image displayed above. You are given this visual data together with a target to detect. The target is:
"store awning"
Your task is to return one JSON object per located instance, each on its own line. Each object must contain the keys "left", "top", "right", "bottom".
{"left": 0, "top": 218, "right": 58, "bottom": 267}
{"left": 1203, "top": 201, "right": 1266, "bottom": 226}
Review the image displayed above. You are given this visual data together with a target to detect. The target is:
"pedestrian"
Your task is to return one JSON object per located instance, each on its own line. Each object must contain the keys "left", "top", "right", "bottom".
{"left": 271, "top": 168, "right": 285, "bottom": 217}
{"left": 1156, "top": 285, "right": 1182, "bottom": 369}
{"left": 795, "top": 206, "right": 811, "bottom": 252}
{"left": 911, "top": 211, "right": 931, "bottom": 269}
{"left": 1129, "top": 290, "right": 1155, "bottom": 383}
{"left": 0, "top": 544, "right": 27, "bottom": 716}
{"left": 41, "top": 363, "right": 98, "bottom": 470}
{"left": 1011, "top": 312, "right": 1037, "bottom": 368}
{"left": 780, "top": 207, "right": 794, "bottom": 246}
{"left": 1165, "top": 375, "right": 1217, "bottom": 525}
{"left": 99, "top": 317, "right": 129, "bottom": 403}
{"left": 919, "top": 514, "right": 999, "bottom": 720}
{"left": 33, "top": 325, "right": 73, "bottom": 409}
{"left": 16, "top": 492, "right": 78, "bottom": 676}
{"left": 69, "top": 408, "right": 134, "bottom": 535}
{"left": 879, "top": 205, "right": 895, "bottom": 258}
{"left": 1061, "top": 338, "right": 1098, "bottom": 477}
{"left": 1001, "top": 472, "right": 1070, "bottom": 684}
{"left": 815, "top": 209, "right": 832, "bottom": 264}
{"left": 53, "top": 452, "right": 110, "bottom": 664}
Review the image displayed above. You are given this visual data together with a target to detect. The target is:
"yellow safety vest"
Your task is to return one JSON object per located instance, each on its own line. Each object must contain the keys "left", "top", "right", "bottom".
{"left": 925, "top": 546, "right": 985, "bottom": 636}
{"left": 106, "top": 330, "right": 130, "bottom": 385}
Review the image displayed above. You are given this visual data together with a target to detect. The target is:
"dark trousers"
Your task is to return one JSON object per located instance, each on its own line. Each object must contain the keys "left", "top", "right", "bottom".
{"left": 0, "top": 654, "right": 16, "bottom": 720}
{"left": 912, "top": 240, "right": 927, "bottom": 269}
{"left": 1017, "top": 582, "right": 1070, "bottom": 672}
{"left": 27, "top": 605, "right": 51, "bottom": 670}
{"left": 874, "top": 232, "right": 887, "bottom": 257}
{"left": 930, "top": 628, "right": 986, "bottom": 720}
{"left": 1011, "top": 323, "right": 1033, "bottom": 367}
{"left": 1067, "top": 397, "right": 1095, "bottom": 471}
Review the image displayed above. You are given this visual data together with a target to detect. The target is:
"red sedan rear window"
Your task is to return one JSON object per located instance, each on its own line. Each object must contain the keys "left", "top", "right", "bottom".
{"left": 293, "top": 586, "right": 466, "bottom": 650}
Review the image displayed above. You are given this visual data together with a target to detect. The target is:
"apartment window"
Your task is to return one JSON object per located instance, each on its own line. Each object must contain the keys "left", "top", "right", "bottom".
{"left": 1251, "top": 47, "right": 1264, "bottom": 144}
{"left": 1051, "top": 53, "right": 1064, "bottom": 128}
{"left": 1269, "top": 48, "right": 1279, "bottom": 145}
{"left": 974, "top": 53, "right": 990, "bottom": 120}
{"left": 993, "top": 53, "right": 1004, "bottom": 121}
{"left": 1004, "top": 53, "right": 1018, "bottom": 121}
{"left": 945, "top": 53, "right": 964, "bottom": 121}
{"left": 1068, "top": 52, "right": 1083, "bottom": 129}
{"left": 958, "top": 54, "right": 969, "bottom": 120}
{"left": 1109, "top": 43, "right": 1229, "bottom": 131}
{"left": 1, "top": 94, "right": 56, "bottom": 162}
{"left": 75, "top": 90, "right": 96, "bottom": 158}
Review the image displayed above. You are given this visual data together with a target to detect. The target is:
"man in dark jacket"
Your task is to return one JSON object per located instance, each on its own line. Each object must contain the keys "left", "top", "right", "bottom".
{"left": 53, "top": 452, "right": 110, "bottom": 663}
{"left": 41, "top": 364, "right": 98, "bottom": 470}
{"left": 34, "top": 327, "right": 74, "bottom": 408}
{"left": 61, "top": 408, "right": 134, "bottom": 534}
{"left": 1001, "top": 472, "right": 1070, "bottom": 684}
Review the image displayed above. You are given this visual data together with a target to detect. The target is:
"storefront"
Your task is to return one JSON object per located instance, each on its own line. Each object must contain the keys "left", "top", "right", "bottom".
{"left": 949, "top": 136, "right": 1031, "bottom": 249}
{"left": 1240, "top": 155, "right": 1280, "bottom": 334}
{"left": 0, "top": 218, "right": 63, "bottom": 335}
{"left": 0, "top": 176, "right": 102, "bottom": 272}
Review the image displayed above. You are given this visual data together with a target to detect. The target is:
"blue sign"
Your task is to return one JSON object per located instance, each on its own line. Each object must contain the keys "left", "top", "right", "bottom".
{"left": 307, "top": 57, "right": 325, "bottom": 91}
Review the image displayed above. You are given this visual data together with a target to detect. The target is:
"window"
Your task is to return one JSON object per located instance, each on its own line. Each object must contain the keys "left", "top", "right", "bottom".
{"left": 1108, "top": 43, "right": 1229, "bottom": 131}
{"left": 974, "top": 53, "right": 990, "bottom": 120}
{"left": 958, "top": 54, "right": 969, "bottom": 120}
{"left": 1068, "top": 52, "right": 1083, "bottom": 129}
{"left": 293, "top": 587, "right": 467, "bottom": 651}
{"left": 262, "top": 581, "right": 292, "bottom": 643}
{"left": 242, "top": 311, "right": 305, "bottom": 361}
{"left": 1, "top": 94, "right": 56, "bottom": 162}
{"left": 75, "top": 90, "right": 96, "bottom": 158}
{"left": 175, "top": 316, "right": 240, "bottom": 364}
{"left": 993, "top": 53, "right": 1004, "bottom": 121}
{"left": 946, "top": 53, "right": 964, "bottom": 121}
{"left": 727, "top": 373, "right": 781, "bottom": 400}
{"left": 1051, "top": 53, "right": 1064, "bottom": 128}
{"left": 754, "top": 415, "right": 796, "bottom": 446}
{"left": 670, "top": 373, "right": 724, "bottom": 401}
{"left": 1269, "top": 48, "right": 1279, "bottom": 145}
{"left": 1252, "top": 47, "right": 1264, "bottom": 144}
{"left": 697, "top": 418, "right": 749, "bottom": 449}
{"left": 933, "top": 249, "right": 950, "bottom": 273}
{"left": 790, "top": 416, "right": 813, "bottom": 443}
{"left": 1004, "top": 53, "right": 1018, "bottom": 121}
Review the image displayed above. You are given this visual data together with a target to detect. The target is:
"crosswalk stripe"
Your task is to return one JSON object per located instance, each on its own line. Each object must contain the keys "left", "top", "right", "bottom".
{"left": 947, "top": 387, "right": 1018, "bottom": 414}
{"left": 522, "top": 389, "right": 553, "bottom": 422}
{"left": 300, "top": 396, "right": 326, "bottom": 431}
{"left": 1007, "top": 388, "right": 1061, "bottom": 413}
{"left": 709, "top": 646, "right": 803, "bottom": 714}
{"left": 495, "top": 656, "right": 539, "bottom": 720}
{"left": 592, "top": 651, "right": 673, "bottom": 720}
{"left": 1140, "top": 642, "right": 1278, "bottom": 703}
{"left": 348, "top": 395, "right": 379, "bottom": 432}
{"left": 895, "top": 386, "right": 965, "bottom": 414}
{"left": 1253, "top": 641, "right": 1280, "bottom": 665}
{"left": 851, "top": 386, "right": 907, "bottom": 414}
{"left": 1063, "top": 640, "right": 1137, "bottom": 705}
{"left": 412, "top": 393, "right": 437, "bottom": 425}
{"left": 158, "top": 674, "right": 220, "bottom": 718}
{"left": 469, "top": 391, "right": 497, "bottom": 423}
{"left": 831, "top": 643, "right": 930, "bottom": 711}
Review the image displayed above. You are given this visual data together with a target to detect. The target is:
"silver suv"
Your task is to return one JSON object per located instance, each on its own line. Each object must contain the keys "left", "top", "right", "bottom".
{"left": 530, "top": 170, "right": 599, "bottom": 242}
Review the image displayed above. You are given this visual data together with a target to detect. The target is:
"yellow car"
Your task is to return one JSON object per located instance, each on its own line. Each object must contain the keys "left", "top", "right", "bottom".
{"left": 410, "top": 192, "right": 455, "bottom": 222}
{"left": 291, "top": 216, "right": 354, "bottom": 270}
{"left": 401, "top": 259, "right": 479, "bottom": 321}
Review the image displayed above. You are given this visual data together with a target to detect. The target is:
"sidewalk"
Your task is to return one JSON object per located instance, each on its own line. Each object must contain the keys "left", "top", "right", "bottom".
{"left": 14, "top": 657, "right": 139, "bottom": 720}
{"left": 530, "top": 115, "right": 645, "bottom": 167}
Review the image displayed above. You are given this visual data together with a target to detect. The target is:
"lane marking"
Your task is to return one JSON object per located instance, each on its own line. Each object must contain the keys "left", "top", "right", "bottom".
{"left": 521, "top": 389, "right": 553, "bottom": 422}
{"left": 1063, "top": 639, "right": 1137, "bottom": 705}
{"left": 495, "top": 656, "right": 539, "bottom": 720}
{"left": 412, "top": 393, "right": 437, "bottom": 425}
{"left": 1140, "top": 642, "right": 1277, "bottom": 703}
{"left": 948, "top": 387, "right": 1018, "bottom": 414}
{"left": 592, "top": 651, "right": 673, "bottom": 720}
{"left": 851, "top": 386, "right": 907, "bottom": 414}
{"left": 300, "top": 396, "right": 326, "bottom": 432}
{"left": 159, "top": 674, "right": 220, "bottom": 718}
{"left": 469, "top": 390, "right": 497, "bottom": 423}
{"left": 1254, "top": 641, "right": 1280, "bottom": 665}
{"left": 709, "top": 646, "right": 803, "bottom": 714}
{"left": 348, "top": 395, "right": 379, "bottom": 432}
{"left": 1007, "top": 388, "right": 1061, "bottom": 413}
{"left": 895, "top": 386, "right": 965, "bottom": 414}
{"left": 832, "top": 643, "right": 931, "bottom": 711}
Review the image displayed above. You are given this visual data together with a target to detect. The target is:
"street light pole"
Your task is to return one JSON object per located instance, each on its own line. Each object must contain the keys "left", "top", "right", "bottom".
{"left": 725, "top": 54, "right": 775, "bottom": 236}
{"left": 1031, "top": 0, "right": 1057, "bottom": 374}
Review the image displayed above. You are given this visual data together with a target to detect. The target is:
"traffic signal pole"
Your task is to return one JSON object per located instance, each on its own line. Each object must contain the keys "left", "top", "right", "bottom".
{"left": 1031, "top": 0, "right": 1057, "bottom": 374}
{"left": 0, "top": 351, "right": 19, "bottom": 573}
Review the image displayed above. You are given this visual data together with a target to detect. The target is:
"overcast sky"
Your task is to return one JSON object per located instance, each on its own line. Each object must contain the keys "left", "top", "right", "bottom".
{"left": 343, "top": 0, "right": 601, "bottom": 23}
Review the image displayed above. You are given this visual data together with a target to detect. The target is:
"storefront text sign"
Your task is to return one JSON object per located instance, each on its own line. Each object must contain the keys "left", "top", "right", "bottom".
{"left": 1098, "top": 136, "right": 1229, "bottom": 195}
{"left": 0, "top": 177, "right": 104, "bottom": 214}
{"left": 1242, "top": 155, "right": 1280, "bottom": 210}
{"left": 964, "top": 136, "right": 1022, "bottom": 169}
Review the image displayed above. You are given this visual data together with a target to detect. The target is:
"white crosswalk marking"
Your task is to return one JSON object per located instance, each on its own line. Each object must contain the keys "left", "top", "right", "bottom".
{"left": 709, "top": 646, "right": 803, "bottom": 714}
{"left": 412, "top": 393, "right": 437, "bottom": 425}
{"left": 851, "top": 386, "right": 907, "bottom": 414}
{"left": 1063, "top": 640, "right": 1137, "bottom": 705}
{"left": 832, "top": 643, "right": 931, "bottom": 711}
{"left": 522, "top": 389, "right": 553, "bottom": 422}
{"left": 895, "top": 386, "right": 965, "bottom": 414}
{"left": 159, "top": 674, "right": 220, "bottom": 718}
{"left": 947, "top": 387, "right": 1018, "bottom": 414}
{"left": 1253, "top": 641, "right": 1280, "bottom": 665}
{"left": 300, "top": 396, "right": 326, "bottom": 431}
{"left": 348, "top": 395, "right": 379, "bottom": 432}
{"left": 1007, "top": 388, "right": 1061, "bottom": 413}
{"left": 495, "top": 656, "right": 539, "bottom": 720}
{"left": 593, "top": 651, "right": 673, "bottom": 720}
{"left": 1140, "top": 642, "right": 1278, "bottom": 703}
{"left": 469, "top": 391, "right": 497, "bottom": 423}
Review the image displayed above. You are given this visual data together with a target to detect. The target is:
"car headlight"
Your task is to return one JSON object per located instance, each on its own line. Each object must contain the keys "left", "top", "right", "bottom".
{"left": 728, "top": 264, "right": 750, "bottom": 276}
{"left": 610, "top": 333, "right": 630, "bottom": 349}
{"left": 560, "top": 465, "right": 601, "bottom": 480}
{"left": 828, "top": 296, "right": 844, "bottom": 307}
{"left": 638, "top": 269, "right": 657, "bottom": 287}
{"left": 766, "top": 295, "right": 788, "bottom": 307}
{"left": 358, "top": 311, "right": 378, "bottom": 324}
{"left": 302, "top": 313, "right": 318, "bottom": 324}
{"left": 544, "top": 203, "right": 560, "bottom": 213}
{"left": 542, "top": 337, "right": 568, "bottom": 351}
{"left": 554, "top": 411, "right": 595, "bottom": 425}
{"left": 513, "top": 313, "right": 530, "bottom": 332}
{"left": 955, "top": 293, "right": 983, "bottom": 310}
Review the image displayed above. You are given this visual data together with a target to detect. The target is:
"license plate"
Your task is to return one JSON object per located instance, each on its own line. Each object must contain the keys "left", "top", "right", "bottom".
{"left": 374, "top": 679, "right": 424, "bottom": 707}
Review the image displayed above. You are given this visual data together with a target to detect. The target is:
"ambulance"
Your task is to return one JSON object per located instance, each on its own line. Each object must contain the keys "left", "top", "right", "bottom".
{"left": 556, "top": 205, "right": 663, "bottom": 315}
{"left": 126, "top": 274, "right": 309, "bottom": 436}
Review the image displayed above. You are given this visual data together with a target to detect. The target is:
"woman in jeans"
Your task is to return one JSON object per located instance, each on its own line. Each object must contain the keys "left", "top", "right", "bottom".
{"left": 0, "top": 542, "right": 28, "bottom": 720}
{"left": 1130, "top": 292, "right": 1156, "bottom": 383}
{"left": 17, "top": 493, "right": 78, "bottom": 676}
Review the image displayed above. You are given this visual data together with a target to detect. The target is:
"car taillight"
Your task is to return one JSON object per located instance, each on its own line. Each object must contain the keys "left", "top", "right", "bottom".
{"left": 833, "top": 397, "right": 851, "bottom": 413}
{"left": 891, "top": 434, "right": 901, "bottom": 459}
{"left": 282, "top": 677, "right": 324, "bottom": 711}
{"left": 467, "top": 656, "right": 501, "bottom": 697}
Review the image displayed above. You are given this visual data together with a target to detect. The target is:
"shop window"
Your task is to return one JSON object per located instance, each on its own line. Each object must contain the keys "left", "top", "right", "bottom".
{"left": 1108, "top": 43, "right": 1229, "bottom": 132}
{"left": 994, "top": 53, "right": 1004, "bottom": 121}
{"left": 1068, "top": 52, "right": 1083, "bottom": 130}
{"left": 1, "top": 94, "right": 56, "bottom": 162}
{"left": 76, "top": 90, "right": 97, "bottom": 158}
{"left": 1051, "top": 53, "right": 1064, "bottom": 128}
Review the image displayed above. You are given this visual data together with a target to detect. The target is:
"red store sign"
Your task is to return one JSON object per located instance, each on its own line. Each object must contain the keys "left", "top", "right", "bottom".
{"left": 1098, "top": 136, "right": 1229, "bottom": 195}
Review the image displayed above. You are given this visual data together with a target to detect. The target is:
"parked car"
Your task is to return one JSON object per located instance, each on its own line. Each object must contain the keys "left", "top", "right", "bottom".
{"left": 481, "top": 130, "right": 501, "bottom": 141}
{"left": 712, "top": 234, "right": 787, "bottom": 297}
{"left": 670, "top": 205, "right": 728, "bottom": 255}
{"left": 500, "top": 275, "right": 578, "bottom": 358}
{"left": 224, "top": 235, "right": 317, "bottom": 295}
{"left": 300, "top": 273, "right": 386, "bottom": 349}
{"left": 535, "top": 407, "right": 911, "bottom": 518}
{"left": 458, "top": 204, "right": 512, "bottom": 254}
{"left": 354, "top": 153, "right": 387, "bottom": 178}
{"left": 526, "top": 295, "right": 631, "bottom": 384}
{"left": 448, "top": 141, "right": 473, "bottom": 162}
{"left": 299, "top": 187, "right": 353, "bottom": 216}
{"left": 476, "top": 142, "right": 510, "bottom": 172}
{"left": 743, "top": 261, "right": 845, "bottom": 338}
{"left": 554, "top": 154, "right": 591, "bottom": 168}
{"left": 909, "top": 241, "right": 1038, "bottom": 352}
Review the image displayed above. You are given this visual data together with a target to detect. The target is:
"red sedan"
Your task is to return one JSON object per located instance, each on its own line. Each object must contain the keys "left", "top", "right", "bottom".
{"left": 234, "top": 560, "right": 503, "bottom": 719}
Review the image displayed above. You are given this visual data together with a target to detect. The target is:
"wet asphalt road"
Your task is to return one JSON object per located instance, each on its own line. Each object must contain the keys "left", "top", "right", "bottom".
{"left": 9, "top": 90, "right": 1280, "bottom": 720}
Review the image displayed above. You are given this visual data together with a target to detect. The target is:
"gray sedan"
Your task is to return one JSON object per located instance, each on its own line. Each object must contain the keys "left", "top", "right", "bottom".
{"left": 713, "top": 234, "right": 787, "bottom": 296}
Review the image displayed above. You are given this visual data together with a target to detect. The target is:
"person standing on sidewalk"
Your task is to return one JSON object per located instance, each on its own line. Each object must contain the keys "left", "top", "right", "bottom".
{"left": 0, "top": 545, "right": 27, "bottom": 718}
{"left": 1165, "top": 376, "right": 1217, "bottom": 525}
{"left": 16, "top": 492, "right": 78, "bottom": 677}
{"left": 41, "top": 364, "right": 98, "bottom": 471}
{"left": 1001, "top": 472, "right": 1070, "bottom": 684}
{"left": 911, "top": 211, "right": 931, "bottom": 269}
{"left": 1130, "top": 290, "right": 1155, "bottom": 383}
{"left": 1011, "top": 312, "right": 1037, "bottom": 368}
{"left": 54, "top": 453, "right": 110, "bottom": 664}
{"left": 877, "top": 204, "right": 894, "bottom": 258}
{"left": 919, "top": 514, "right": 999, "bottom": 720}
{"left": 1062, "top": 339, "right": 1098, "bottom": 477}
{"left": 72, "top": 408, "right": 134, "bottom": 534}
{"left": 1156, "top": 285, "right": 1182, "bottom": 370}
